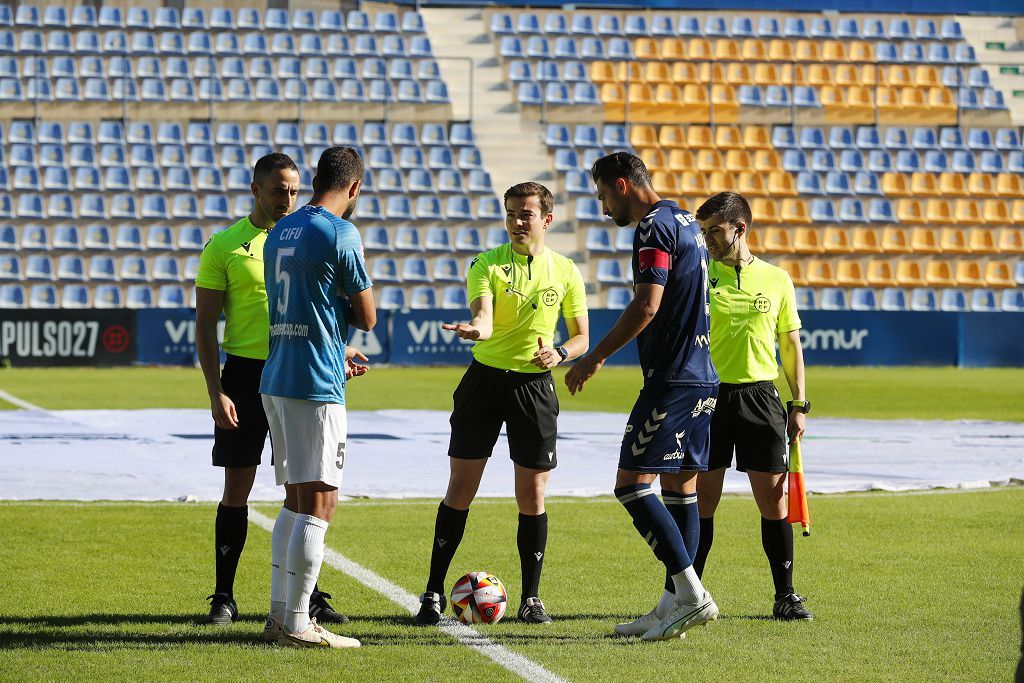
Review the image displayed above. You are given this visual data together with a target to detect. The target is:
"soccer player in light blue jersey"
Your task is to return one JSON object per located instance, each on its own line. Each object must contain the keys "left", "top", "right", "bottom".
{"left": 259, "top": 147, "right": 376, "bottom": 649}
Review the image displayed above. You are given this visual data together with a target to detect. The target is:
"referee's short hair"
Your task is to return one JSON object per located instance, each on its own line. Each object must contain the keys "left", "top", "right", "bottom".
{"left": 313, "top": 146, "right": 365, "bottom": 195}
{"left": 253, "top": 152, "right": 298, "bottom": 183}
{"left": 504, "top": 181, "right": 553, "bottom": 216}
{"left": 590, "top": 152, "right": 652, "bottom": 190}
{"left": 696, "top": 192, "right": 753, "bottom": 228}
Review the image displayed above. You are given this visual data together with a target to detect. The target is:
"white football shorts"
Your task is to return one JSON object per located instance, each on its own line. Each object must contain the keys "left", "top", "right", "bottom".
{"left": 261, "top": 394, "right": 347, "bottom": 488}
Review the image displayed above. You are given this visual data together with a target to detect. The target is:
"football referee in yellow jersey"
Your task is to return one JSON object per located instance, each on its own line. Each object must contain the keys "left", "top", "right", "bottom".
{"left": 414, "top": 182, "right": 589, "bottom": 626}
{"left": 194, "top": 153, "right": 350, "bottom": 626}
{"left": 693, "top": 192, "right": 813, "bottom": 620}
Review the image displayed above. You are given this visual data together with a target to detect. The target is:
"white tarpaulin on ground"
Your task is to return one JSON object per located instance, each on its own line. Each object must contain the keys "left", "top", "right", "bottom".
{"left": 1, "top": 409, "right": 1022, "bottom": 501}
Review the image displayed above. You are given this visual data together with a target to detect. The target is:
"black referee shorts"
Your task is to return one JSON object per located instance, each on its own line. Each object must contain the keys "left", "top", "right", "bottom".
{"left": 448, "top": 360, "right": 560, "bottom": 471}
{"left": 212, "top": 354, "right": 270, "bottom": 469}
{"left": 708, "top": 381, "right": 788, "bottom": 474}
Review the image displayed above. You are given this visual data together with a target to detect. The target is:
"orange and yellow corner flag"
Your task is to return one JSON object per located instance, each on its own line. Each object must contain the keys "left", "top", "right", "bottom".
{"left": 787, "top": 438, "right": 811, "bottom": 537}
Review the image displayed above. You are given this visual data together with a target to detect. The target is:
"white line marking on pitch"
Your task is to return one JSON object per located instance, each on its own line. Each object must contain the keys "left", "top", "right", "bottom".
{"left": 248, "top": 510, "right": 567, "bottom": 683}
{"left": 0, "top": 388, "right": 44, "bottom": 411}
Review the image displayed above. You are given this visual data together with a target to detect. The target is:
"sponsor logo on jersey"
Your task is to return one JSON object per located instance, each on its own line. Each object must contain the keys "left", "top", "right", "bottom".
{"left": 691, "top": 397, "right": 717, "bottom": 418}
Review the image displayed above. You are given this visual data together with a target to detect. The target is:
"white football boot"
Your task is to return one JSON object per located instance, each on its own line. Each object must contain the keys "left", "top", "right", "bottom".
{"left": 641, "top": 591, "right": 719, "bottom": 642}
{"left": 278, "top": 618, "right": 361, "bottom": 649}
{"left": 615, "top": 607, "right": 685, "bottom": 638}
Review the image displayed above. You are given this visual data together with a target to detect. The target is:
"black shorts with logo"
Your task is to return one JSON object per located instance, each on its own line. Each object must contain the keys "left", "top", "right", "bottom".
{"left": 212, "top": 354, "right": 270, "bottom": 468}
{"left": 708, "top": 381, "right": 788, "bottom": 473}
{"left": 449, "top": 360, "right": 559, "bottom": 471}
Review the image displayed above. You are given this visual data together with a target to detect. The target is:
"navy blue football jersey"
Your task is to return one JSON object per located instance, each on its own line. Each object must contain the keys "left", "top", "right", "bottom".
{"left": 630, "top": 200, "right": 718, "bottom": 387}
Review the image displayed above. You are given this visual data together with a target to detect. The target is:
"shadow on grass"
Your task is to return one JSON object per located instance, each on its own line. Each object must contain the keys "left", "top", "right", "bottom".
{"left": 0, "top": 614, "right": 264, "bottom": 627}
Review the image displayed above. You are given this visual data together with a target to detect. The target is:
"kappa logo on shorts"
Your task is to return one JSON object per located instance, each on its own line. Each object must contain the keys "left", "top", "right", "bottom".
{"left": 691, "top": 398, "right": 717, "bottom": 418}
{"left": 336, "top": 442, "right": 346, "bottom": 470}
{"left": 631, "top": 408, "right": 667, "bottom": 457}
{"left": 547, "top": 451, "right": 554, "bottom": 462}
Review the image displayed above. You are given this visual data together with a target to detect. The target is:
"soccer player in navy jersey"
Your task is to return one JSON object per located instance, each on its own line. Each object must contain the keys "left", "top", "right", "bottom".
{"left": 259, "top": 147, "right": 376, "bottom": 649}
{"left": 566, "top": 152, "right": 720, "bottom": 641}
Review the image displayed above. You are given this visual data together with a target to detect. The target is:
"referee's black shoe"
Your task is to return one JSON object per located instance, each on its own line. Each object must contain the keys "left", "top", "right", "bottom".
{"left": 518, "top": 597, "right": 553, "bottom": 624}
{"left": 201, "top": 593, "right": 238, "bottom": 625}
{"left": 309, "top": 590, "right": 349, "bottom": 624}
{"left": 773, "top": 593, "right": 814, "bottom": 620}
{"left": 414, "top": 592, "right": 447, "bottom": 625}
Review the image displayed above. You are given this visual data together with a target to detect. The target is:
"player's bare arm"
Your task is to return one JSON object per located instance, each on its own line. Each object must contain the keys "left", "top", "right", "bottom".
{"left": 565, "top": 284, "right": 663, "bottom": 394}
{"left": 443, "top": 295, "right": 493, "bottom": 341}
{"left": 779, "top": 328, "right": 806, "bottom": 444}
{"left": 531, "top": 315, "right": 589, "bottom": 370}
{"left": 195, "top": 286, "right": 238, "bottom": 430}
{"left": 348, "top": 287, "right": 377, "bottom": 332}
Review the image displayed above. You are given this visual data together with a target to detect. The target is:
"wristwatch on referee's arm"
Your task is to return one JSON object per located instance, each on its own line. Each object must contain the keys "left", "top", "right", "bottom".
{"left": 786, "top": 400, "right": 811, "bottom": 414}
{"left": 555, "top": 346, "right": 569, "bottom": 363}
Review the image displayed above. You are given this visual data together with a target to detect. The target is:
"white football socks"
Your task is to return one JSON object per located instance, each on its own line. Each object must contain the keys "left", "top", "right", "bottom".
{"left": 656, "top": 588, "right": 675, "bottom": 618}
{"left": 670, "top": 566, "right": 704, "bottom": 605}
{"left": 284, "top": 514, "right": 329, "bottom": 634}
{"left": 269, "top": 506, "right": 297, "bottom": 623}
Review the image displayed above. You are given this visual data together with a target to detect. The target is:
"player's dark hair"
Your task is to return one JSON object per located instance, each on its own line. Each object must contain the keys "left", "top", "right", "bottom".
{"left": 504, "top": 182, "right": 554, "bottom": 216}
{"left": 252, "top": 152, "right": 298, "bottom": 184}
{"left": 590, "top": 152, "right": 652, "bottom": 189}
{"left": 312, "top": 146, "right": 365, "bottom": 195}
{"left": 696, "top": 192, "right": 753, "bottom": 229}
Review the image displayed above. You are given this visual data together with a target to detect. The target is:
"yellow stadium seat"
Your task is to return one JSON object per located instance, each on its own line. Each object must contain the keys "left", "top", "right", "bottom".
{"left": 658, "top": 125, "right": 686, "bottom": 148}
{"left": 822, "top": 40, "right": 847, "bottom": 62}
{"left": 600, "top": 82, "right": 625, "bottom": 105}
{"left": 753, "top": 149, "right": 781, "bottom": 171}
{"left": 668, "top": 148, "right": 695, "bottom": 171}
{"left": 684, "top": 38, "right": 711, "bottom": 60}
{"left": 672, "top": 62, "right": 700, "bottom": 84}
{"left": 644, "top": 61, "right": 672, "bottom": 85}
{"left": 900, "top": 87, "right": 929, "bottom": 117}
{"left": 711, "top": 84, "right": 739, "bottom": 120}
{"left": 628, "top": 83, "right": 658, "bottom": 120}
{"left": 679, "top": 171, "right": 708, "bottom": 196}
{"left": 715, "top": 39, "right": 741, "bottom": 60}
{"left": 858, "top": 64, "right": 878, "bottom": 86}
{"left": 883, "top": 65, "right": 913, "bottom": 87}
{"left": 743, "top": 126, "right": 772, "bottom": 150}
{"left": 726, "top": 62, "right": 754, "bottom": 85}
{"left": 635, "top": 38, "right": 660, "bottom": 59}
{"left": 793, "top": 228, "right": 823, "bottom": 254}
{"left": 882, "top": 173, "right": 911, "bottom": 197}
{"left": 745, "top": 228, "right": 763, "bottom": 253}
{"left": 997, "top": 227, "right": 1024, "bottom": 254}
{"left": 852, "top": 228, "right": 884, "bottom": 254}
{"left": 865, "top": 258, "right": 897, "bottom": 286}
{"left": 968, "top": 173, "right": 998, "bottom": 198}
{"left": 881, "top": 227, "right": 912, "bottom": 254}
{"left": 775, "top": 258, "right": 807, "bottom": 286}
{"left": 695, "top": 148, "right": 724, "bottom": 171}
{"left": 630, "top": 124, "right": 659, "bottom": 148}
{"left": 768, "top": 171, "right": 798, "bottom": 197}
{"left": 780, "top": 198, "right": 812, "bottom": 223}
{"left": 910, "top": 170, "right": 939, "bottom": 195}
{"left": 694, "top": 63, "right": 713, "bottom": 84}
{"left": 742, "top": 38, "right": 767, "bottom": 60}
{"left": 968, "top": 227, "right": 998, "bottom": 254}
{"left": 955, "top": 260, "right": 985, "bottom": 287}
{"left": 954, "top": 198, "right": 984, "bottom": 224}
{"left": 876, "top": 87, "right": 901, "bottom": 120}
{"left": 925, "top": 260, "right": 957, "bottom": 287}
{"left": 910, "top": 227, "right": 941, "bottom": 253}
{"left": 983, "top": 200, "right": 1011, "bottom": 224}
{"left": 925, "top": 87, "right": 956, "bottom": 122}
{"left": 590, "top": 61, "right": 617, "bottom": 83}
{"left": 939, "top": 227, "right": 969, "bottom": 253}
{"left": 680, "top": 84, "right": 710, "bottom": 121}
{"left": 819, "top": 86, "right": 846, "bottom": 113}
{"left": 794, "top": 40, "right": 821, "bottom": 62}
{"left": 724, "top": 149, "right": 753, "bottom": 171}
{"left": 639, "top": 148, "right": 667, "bottom": 172}
{"left": 984, "top": 260, "right": 1016, "bottom": 288}
{"left": 940, "top": 173, "right": 969, "bottom": 197}
{"left": 1012, "top": 200, "right": 1024, "bottom": 222}
{"left": 706, "top": 62, "right": 727, "bottom": 86}
{"left": 761, "top": 227, "right": 793, "bottom": 253}
{"left": 737, "top": 171, "right": 768, "bottom": 197}
{"left": 805, "top": 258, "right": 836, "bottom": 286}
{"left": 768, "top": 39, "right": 793, "bottom": 61}
{"left": 707, "top": 171, "right": 736, "bottom": 194}
{"left": 996, "top": 173, "right": 1024, "bottom": 197}
{"left": 847, "top": 41, "right": 874, "bottom": 63}
{"left": 651, "top": 171, "right": 680, "bottom": 196}
{"left": 822, "top": 226, "right": 854, "bottom": 253}
{"left": 754, "top": 62, "right": 783, "bottom": 86}
{"left": 895, "top": 258, "right": 927, "bottom": 287}
{"left": 808, "top": 64, "right": 834, "bottom": 86}
{"left": 835, "top": 64, "right": 861, "bottom": 87}
{"left": 925, "top": 198, "right": 955, "bottom": 224}
{"left": 780, "top": 63, "right": 807, "bottom": 86}
{"left": 915, "top": 66, "right": 940, "bottom": 87}
{"left": 751, "top": 198, "right": 780, "bottom": 223}
{"left": 714, "top": 125, "right": 743, "bottom": 149}
{"left": 653, "top": 38, "right": 682, "bottom": 60}
{"left": 617, "top": 61, "right": 644, "bottom": 83}
{"left": 687, "top": 126, "right": 713, "bottom": 149}
{"left": 845, "top": 87, "right": 876, "bottom": 120}
{"left": 836, "top": 259, "right": 866, "bottom": 286}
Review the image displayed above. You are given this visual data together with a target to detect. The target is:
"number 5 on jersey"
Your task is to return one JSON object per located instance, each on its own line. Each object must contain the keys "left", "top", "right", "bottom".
{"left": 275, "top": 247, "right": 296, "bottom": 315}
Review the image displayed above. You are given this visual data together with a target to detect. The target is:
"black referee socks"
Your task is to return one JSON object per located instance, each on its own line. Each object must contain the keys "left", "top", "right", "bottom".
{"left": 761, "top": 516, "right": 795, "bottom": 598}
{"left": 214, "top": 503, "right": 248, "bottom": 596}
{"left": 693, "top": 516, "right": 715, "bottom": 579}
{"left": 517, "top": 512, "right": 548, "bottom": 602}
{"left": 426, "top": 502, "right": 470, "bottom": 595}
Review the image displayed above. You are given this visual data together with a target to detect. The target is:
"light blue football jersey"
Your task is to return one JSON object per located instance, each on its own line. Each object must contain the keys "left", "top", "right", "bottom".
{"left": 259, "top": 205, "right": 372, "bottom": 403}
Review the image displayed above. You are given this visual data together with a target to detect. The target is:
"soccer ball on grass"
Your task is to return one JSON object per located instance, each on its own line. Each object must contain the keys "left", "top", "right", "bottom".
{"left": 450, "top": 572, "right": 508, "bottom": 624}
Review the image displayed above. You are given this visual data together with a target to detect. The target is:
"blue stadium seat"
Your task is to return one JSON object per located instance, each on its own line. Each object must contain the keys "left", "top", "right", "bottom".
{"left": 596, "top": 259, "right": 625, "bottom": 284}
{"left": 772, "top": 126, "right": 798, "bottom": 149}
{"left": 455, "top": 227, "right": 482, "bottom": 253}
{"left": 793, "top": 87, "right": 820, "bottom": 108}
{"left": 445, "top": 196, "right": 475, "bottom": 221}
{"left": 438, "top": 169, "right": 465, "bottom": 193}
{"left": 622, "top": 15, "right": 646, "bottom": 36}
{"left": 292, "top": 9, "right": 317, "bottom": 31}
{"left": 738, "top": 86, "right": 764, "bottom": 107}
{"left": 895, "top": 151, "right": 921, "bottom": 173}
{"left": 478, "top": 198, "right": 503, "bottom": 222}
{"left": 0, "top": 224, "right": 16, "bottom": 250}
{"left": 607, "top": 38, "right": 633, "bottom": 59}
{"left": 839, "top": 198, "right": 866, "bottom": 222}
{"left": 940, "top": 19, "right": 963, "bottom": 41}
{"left": 425, "top": 228, "right": 453, "bottom": 253}
{"left": 0, "top": 254, "right": 21, "bottom": 280}
{"left": 372, "top": 258, "right": 401, "bottom": 284}
{"left": 938, "top": 289, "right": 966, "bottom": 312}
{"left": 407, "top": 284, "right": 436, "bottom": 308}
{"left": 170, "top": 195, "right": 198, "bottom": 220}
{"left": 52, "top": 224, "right": 80, "bottom": 250}
{"left": 157, "top": 284, "right": 186, "bottom": 308}
{"left": 555, "top": 149, "right": 580, "bottom": 172}
{"left": 602, "top": 124, "right": 627, "bottom": 148}
{"left": 784, "top": 17, "right": 808, "bottom": 38}
{"left": 794, "top": 288, "right": 817, "bottom": 310}
{"left": 457, "top": 147, "right": 483, "bottom": 170}
{"left": 575, "top": 198, "right": 603, "bottom": 222}
{"left": 969, "top": 289, "right": 997, "bottom": 312}
{"left": 939, "top": 127, "right": 965, "bottom": 150}
{"left": 950, "top": 149, "right": 975, "bottom": 173}
{"left": 20, "top": 224, "right": 48, "bottom": 249}
{"left": 586, "top": 227, "right": 614, "bottom": 253}
{"left": 862, "top": 18, "right": 886, "bottom": 39}
{"left": 441, "top": 285, "right": 468, "bottom": 310}
{"left": 982, "top": 88, "right": 1007, "bottom": 110}
{"left": 999, "top": 290, "right": 1024, "bottom": 312}
{"left": 202, "top": 196, "right": 229, "bottom": 220}
{"left": 967, "top": 128, "right": 995, "bottom": 151}
{"left": 1007, "top": 152, "right": 1024, "bottom": 173}
{"left": 394, "top": 226, "right": 421, "bottom": 252}
{"left": 410, "top": 36, "right": 433, "bottom": 58}
{"left": 704, "top": 16, "right": 729, "bottom": 37}
{"left": 819, "top": 288, "right": 848, "bottom": 311}
{"left": 573, "top": 83, "right": 600, "bottom": 105}
{"left": 178, "top": 226, "right": 205, "bottom": 251}
{"left": 90, "top": 284, "right": 122, "bottom": 308}
{"left": 605, "top": 287, "right": 632, "bottom": 309}
{"left": 363, "top": 227, "right": 391, "bottom": 252}
{"left": 809, "top": 198, "right": 836, "bottom": 221}
{"left": 868, "top": 198, "right": 895, "bottom": 222}
{"left": 377, "top": 286, "right": 405, "bottom": 310}
{"left": 25, "top": 254, "right": 55, "bottom": 280}
{"left": 979, "top": 151, "right": 1004, "bottom": 173}
{"left": 673, "top": 16, "right": 699, "bottom": 36}
{"left": 994, "top": 128, "right": 1021, "bottom": 151}
{"left": 756, "top": 16, "right": 782, "bottom": 38}
{"left": 839, "top": 150, "right": 865, "bottom": 172}
{"left": 927, "top": 43, "right": 952, "bottom": 64}
{"left": 152, "top": 255, "right": 181, "bottom": 282}
{"left": 867, "top": 150, "right": 893, "bottom": 173}
{"left": 731, "top": 16, "right": 754, "bottom": 37}
{"left": 56, "top": 254, "right": 85, "bottom": 281}
{"left": 923, "top": 151, "right": 948, "bottom": 173}
{"left": 405, "top": 168, "right": 431, "bottom": 193}
{"left": 47, "top": 194, "right": 75, "bottom": 219}
{"left": 416, "top": 196, "right": 444, "bottom": 221}
{"left": 123, "top": 284, "right": 153, "bottom": 308}
{"left": 467, "top": 170, "right": 493, "bottom": 195}
{"left": 954, "top": 43, "right": 976, "bottom": 64}
{"left": 811, "top": 149, "right": 835, "bottom": 171}
{"left": 486, "top": 227, "right": 510, "bottom": 249}
{"left": 810, "top": 17, "right": 834, "bottom": 39}
{"left": 28, "top": 284, "right": 58, "bottom": 308}
{"left": 783, "top": 150, "right": 807, "bottom": 171}
{"left": 17, "top": 194, "right": 44, "bottom": 219}
{"left": 570, "top": 14, "right": 596, "bottom": 35}
{"left": 13, "top": 167, "right": 40, "bottom": 191}
{"left": 402, "top": 11, "right": 426, "bottom": 33}
{"left": 825, "top": 172, "right": 851, "bottom": 196}
{"left": 60, "top": 284, "right": 90, "bottom": 308}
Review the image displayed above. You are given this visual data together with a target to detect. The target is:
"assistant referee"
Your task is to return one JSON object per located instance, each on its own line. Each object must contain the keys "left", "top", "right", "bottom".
{"left": 693, "top": 191, "right": 813, "bottom": 621}
{"left": 194, "top": 152, "right": 346, "bottom": 626}
{"left": 414, "top": 182, "right": 589, "bottom": 626}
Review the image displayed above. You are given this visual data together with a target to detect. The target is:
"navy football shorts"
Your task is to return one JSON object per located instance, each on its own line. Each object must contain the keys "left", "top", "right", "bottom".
{"left": 617, "top": 384, "right": 719, "bottom": 473}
